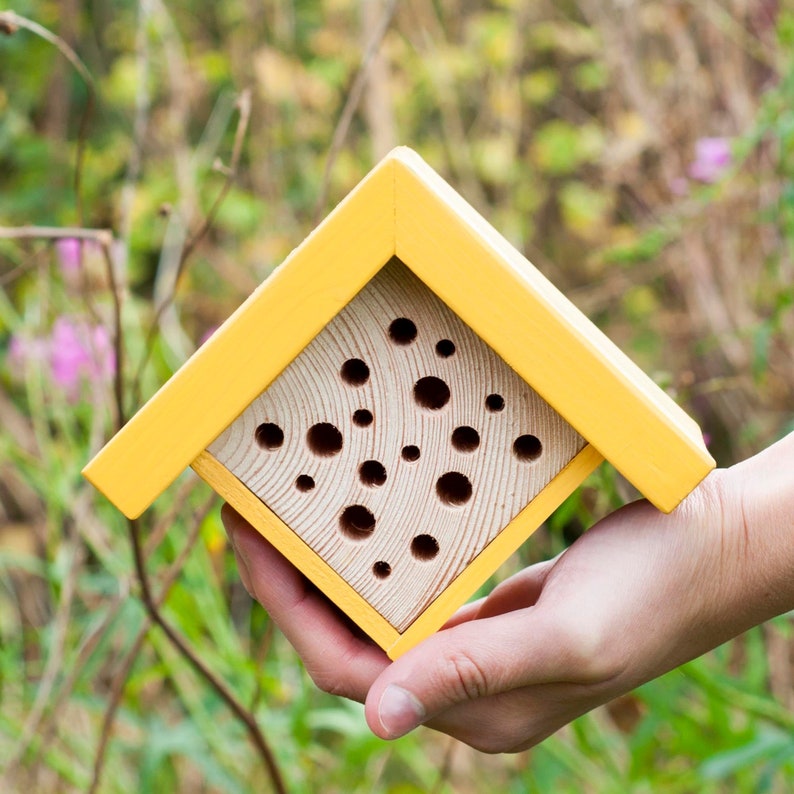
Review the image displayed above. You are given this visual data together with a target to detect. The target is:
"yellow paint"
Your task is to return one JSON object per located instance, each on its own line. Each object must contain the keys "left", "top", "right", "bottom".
{"left": 391, "top": 148, "right": 714, "bottom": 511}
{"left": 83, "top": 159, "right": 396, "bottom": 518}
{"left": 387, "top": 443, "right": 603, "bottom": 658}
{"left": 191, "top": 450, "right": 401, "bottom": 651}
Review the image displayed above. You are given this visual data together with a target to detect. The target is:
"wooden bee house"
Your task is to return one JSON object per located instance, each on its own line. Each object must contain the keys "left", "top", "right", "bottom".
{"left": 83, "top": 148, "right": 715, "bottom": 659}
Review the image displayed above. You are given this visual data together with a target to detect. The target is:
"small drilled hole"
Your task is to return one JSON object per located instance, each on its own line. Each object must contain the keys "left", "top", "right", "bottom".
{"left": 255, "top": 422, "right": 284, "bottom": 450}
{"left": 339, "top": 505, "right": 376, "bottom": 540}
{"left": 435, "top": 339, "right": 456, "bottom": 358}
{"left": 359, "top": 460, "right": 387, "bottom": 488}
{"left": 485, "top": 393, "right": 505, "bottom": 412}
{"left": 401, "top": 445, "right": 421, "bottom": 462}
{"left": 295, "top": 475, "right": 315, "bottom": 492}
{"left": 451, "top": 426, "right": 480, "bottom": 453}
{"left": 388, "top": 317, "right": 418, "bottom": 345}
{"left": 514, "top": 434, "right": 543, "bottom": 462}
{"left": 352, "top": 409, "right": 373, "bottom": 427}
{"left": 436, "top": 472, "right": 473, "bottom": 506}
{"left": 372, "top": 561, "right": 392, "bottom": 579}
{"left": 340, "top": 358, "right": 370, "bottom": 386}
{"left": 306, "top": 423, "right": 343, "bottom": 456}
{"left": 414, "top": 376, "right": 450, "bottom": 411}
{"left": 411, "top": 534, "right": 439, "bottom": 561}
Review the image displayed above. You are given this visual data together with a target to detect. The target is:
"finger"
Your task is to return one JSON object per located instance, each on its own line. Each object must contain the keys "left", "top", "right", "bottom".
{"left": 442, "top": 556, "right": 559, "bottom": 630}
{"left": 221, "top": 505, "right": 389, "bottom": 700}
{"left": 474, "top": 556, "right": 559, "bottom": 620}
{"left": 364, "top": 606, "right": 595, "bottom": 740}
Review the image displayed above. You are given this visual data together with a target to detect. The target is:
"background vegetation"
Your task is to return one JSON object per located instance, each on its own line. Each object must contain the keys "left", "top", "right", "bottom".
{"left": 1, "top": 0, "right": 792, "bottom": 791}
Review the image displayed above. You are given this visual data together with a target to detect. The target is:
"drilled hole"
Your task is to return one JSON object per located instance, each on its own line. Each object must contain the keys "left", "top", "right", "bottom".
{"left": 255, "top": 422, "right": 284, "bottom": 450}
{"left": 513, "top": 434, "right": 543, "bottom": 462}
{"left": 401, "top": 445, "right": 421, "bottom": 462}
{"left": 411, "top": 534, "right": 439, "bottom": 561}
{"left": 340, "top": 358, "right": 370, "bottom": 386}
{"left": 359, "top": 460, "right": 387, "bottom": 488}
{"left": 339, "top": 505, "right": 376, "bottom": 540}
{"left": 436, "top": 471, "right": 473, "bottom": 506}
{"left": 435, "top": 339, "right": 456, "bottom": 358}
{"left": 485, "top": 393, "right": 505, "bottom": 412}
{"left": 414, "top": 376, "right": 451, "bottom": 411}
{"left": 306, "top": 423, "right": 343, "bottom": 456}
{"left": 295, "top": 475, "right": 315, "bottom": 492}
{"left": 388, "top": 317, "right": 418, "bottom": 345}
{"left": 352, "top": 409, "right": 373, "bottom": 427}
{"left": 372, "top": 561, "right": 392, "bottom": 579}
{"left": 451, "top": 426, "right": 480, "bottom": 453}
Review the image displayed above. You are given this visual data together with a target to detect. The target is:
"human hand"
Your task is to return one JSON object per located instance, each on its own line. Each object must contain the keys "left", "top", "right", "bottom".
{"left": 222, "top": 433, "right": 794, "bottom": 753}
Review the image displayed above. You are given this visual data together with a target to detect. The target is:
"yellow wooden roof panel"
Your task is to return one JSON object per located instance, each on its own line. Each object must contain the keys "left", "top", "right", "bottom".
{"left": 390, "top": 147, "right": 714, "bottom": 510}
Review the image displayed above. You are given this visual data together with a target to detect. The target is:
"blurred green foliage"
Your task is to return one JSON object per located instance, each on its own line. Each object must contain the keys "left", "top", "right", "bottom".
{"left": 1, "top": 0, "right": 793, "bottom": 792}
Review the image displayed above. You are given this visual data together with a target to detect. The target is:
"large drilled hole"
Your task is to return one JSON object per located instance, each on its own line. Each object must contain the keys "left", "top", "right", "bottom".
{"left": 436, "top": 471, "right": 473, "bottom": 506}
{"left": 306, "top": 423, "right": 343, "bottom": 456}
{"left": 255, "top": 422, "right": 284, "bottom": 450}
{"left": 485, "top": 393, "right": 505, "bottom": 412}
{"left": 451, "top": 426, "right": 480, "bottom": 453}
{"left": 411, "top": 534, "right": 439, "bottom": 561}
{"left": 295, "top": 475, "right": 315, "bottom": 492}
{"left": 339, "top": 505, "right": 376, "bottom": 540}
{"left": 435, "top": 339, "right": 456, "bottom": 358}
{"left": 353, "top": 408, "right": 373, "bottom": 427}
{"left": 372, "top": 561, "right": 392, "bottom": 579}
{"left": 388, "top": 317, "right": 418, "bottom": 345}
{"left": 513, "top": 434, "right": 543, "bottom": 462}
{"left": 414, "top": 376, "right": 450, "bottom": 411}
{"left": 340, "top": 358, "right": 370, "bottom": 386}
{"left": 401, "top": 445, "right": 421, "bottom": 462}
{"left": 359, "top": 460, "right": 387, "bottom": 488}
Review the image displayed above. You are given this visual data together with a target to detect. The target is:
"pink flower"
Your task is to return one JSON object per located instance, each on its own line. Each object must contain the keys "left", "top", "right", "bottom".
{"left": 688, "top": 137, "right": 732, "bottom": 183}
{"left": 55, "top": 238, "right": 82, "bottom": 275}
{"left": 7, "top": 317, "right": 116, "bottom": 401}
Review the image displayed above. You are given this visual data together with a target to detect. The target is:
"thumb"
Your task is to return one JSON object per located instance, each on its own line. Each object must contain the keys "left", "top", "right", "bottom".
{"left": 364, "top": 606, "right": 591, "bottom": 740}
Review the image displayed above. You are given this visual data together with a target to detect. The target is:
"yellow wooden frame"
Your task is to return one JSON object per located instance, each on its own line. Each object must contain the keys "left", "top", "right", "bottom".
{"left": 83, "top": 146, "right": 715, "bottom": 656}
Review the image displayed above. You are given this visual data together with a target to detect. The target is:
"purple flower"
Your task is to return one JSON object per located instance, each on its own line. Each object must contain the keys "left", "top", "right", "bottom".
{"left": 688, "top": 137, "right": 732, "bottom": 183}
{"left": 7, "top": 317, "right": 116, "bottom": 401}
{"left": 55, "top": 238, "right": 82, "bottom": 275}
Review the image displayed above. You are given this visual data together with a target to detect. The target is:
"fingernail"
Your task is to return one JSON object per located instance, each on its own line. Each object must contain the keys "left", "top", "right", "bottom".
{"left": 377, "top": 684, "right": 425, "bottom": 739}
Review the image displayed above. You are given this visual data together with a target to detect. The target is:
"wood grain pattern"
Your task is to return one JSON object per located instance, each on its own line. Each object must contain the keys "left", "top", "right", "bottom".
{"left": 209, "top": 259, "right": 586, "bottom": 631}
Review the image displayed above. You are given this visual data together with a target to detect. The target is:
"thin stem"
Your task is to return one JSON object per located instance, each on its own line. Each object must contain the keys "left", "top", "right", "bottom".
{"left": 125, "top": 517, "right": 289, "bottom": 794}
{"left": 313, "top": 0, "right": 398, "bottom": 223}
{"left": 89, "top": 494, "right": 216, "bottom": 794}
{"left": 131, "top": 88, "right": 253, "bottom": 404}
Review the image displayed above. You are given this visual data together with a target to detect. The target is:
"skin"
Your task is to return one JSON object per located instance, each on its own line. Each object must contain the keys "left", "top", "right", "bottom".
{"left": 222, "top": 432, "right": 794, "bottom": 754}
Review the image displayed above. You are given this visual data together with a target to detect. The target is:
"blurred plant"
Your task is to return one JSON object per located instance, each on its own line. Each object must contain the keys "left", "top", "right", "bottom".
{"left": 9, "top": 314, "right": 116, "bottom": 401}
{"left": 688, "top": 137, "right": 733, "bottom": 184}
